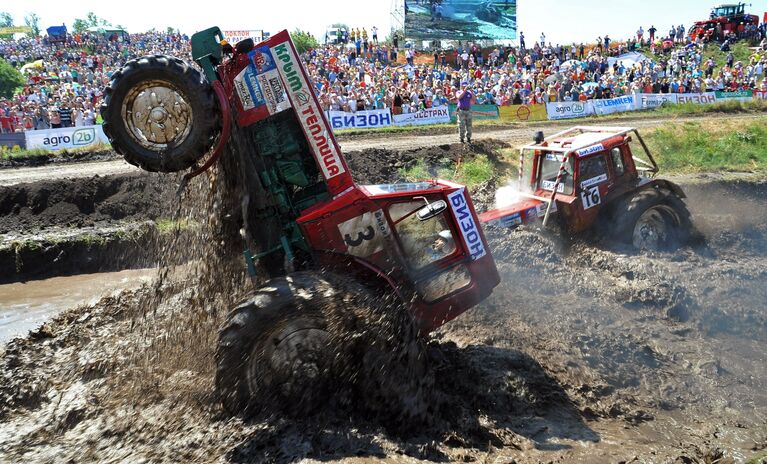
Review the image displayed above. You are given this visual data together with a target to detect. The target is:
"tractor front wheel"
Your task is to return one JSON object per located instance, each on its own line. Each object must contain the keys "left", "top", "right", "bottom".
{"left": 611, "top": 188, "right": 692, "bottom": 251}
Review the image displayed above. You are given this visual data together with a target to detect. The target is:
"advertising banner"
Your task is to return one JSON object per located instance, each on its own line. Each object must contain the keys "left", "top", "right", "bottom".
{"left": 677, "top": 92, "right": 717, "bottom": 105}
{"left": 404, "top": 0, "right": 516, "bottom": 41}
{"left": 25, "top": 125, "right": 110, "bottom": 151}
{"left": 327, "top": 109, "right": 392, "bottom": 130}
{"left": 448, "top": 104, "right": 500, "bottom": 122}
{"left": 636, "top": 93, "right": 678, "bottom": 109}
{"left": 753, "top": 90, "right": 767, "bottom": 100}
{"left": 546, "top": 101, "right": 595, "bottom": 120}
{"left": 593, "top": 95, "right": 637, "bottom": 116}
{"left": 715, "top": 90, "right": 753, "bottom": 102}
{"left": 498, "top": 104, "right": 548, "bottom": 122}
{"left": 393, "top": 105, "right": 451, "bottom": 126}
{"left": 223, "top": 30, "right": 265, "bottom": 44}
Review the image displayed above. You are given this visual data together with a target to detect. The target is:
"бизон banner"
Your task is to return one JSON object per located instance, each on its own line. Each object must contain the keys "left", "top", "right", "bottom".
{"left": 676, "top": 92, "right": 717, "bottom": 105}
{"left": 392, "top": 105, "right": 451, "bottom": 126}
{"left": 326, "top": 109, "right": 392, "bottom": 130}
{"left": 25, "top": 125, "right": 110, "bottom": 151}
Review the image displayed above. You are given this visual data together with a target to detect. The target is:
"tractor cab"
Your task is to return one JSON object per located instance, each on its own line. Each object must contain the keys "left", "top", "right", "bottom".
{"left": 480, "top": 126, "right": 659, "bottom": 234}
{"left": 711, "top": 3, "right": 745, "bottom": 19}
{"left": 298, "top": 178, "right": 499, "bottom": 332}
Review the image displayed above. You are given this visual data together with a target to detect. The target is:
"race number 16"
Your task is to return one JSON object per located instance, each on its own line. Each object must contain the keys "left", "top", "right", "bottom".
{"left": 581, "top": 186, "right": 601, "bottom": 210}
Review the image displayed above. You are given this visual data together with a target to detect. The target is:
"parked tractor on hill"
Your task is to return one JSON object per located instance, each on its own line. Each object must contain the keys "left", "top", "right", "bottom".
{"left": 480, "top": 126, "right": 693, "bottom": 251}
{"left": 689, "top": 3, "right": 759, "bottom": 42}
{"left": 100, "top": 28, "right": 500, "bottom": 418}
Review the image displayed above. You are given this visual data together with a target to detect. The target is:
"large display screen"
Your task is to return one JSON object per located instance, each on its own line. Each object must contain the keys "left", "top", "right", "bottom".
{"left": 404, "top": 0, "right": 517, "bottom": 41}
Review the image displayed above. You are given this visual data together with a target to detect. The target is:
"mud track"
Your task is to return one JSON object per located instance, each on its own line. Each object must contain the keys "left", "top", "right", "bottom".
{"left": 1, "top": 127, "right": 767, "bottom": 462}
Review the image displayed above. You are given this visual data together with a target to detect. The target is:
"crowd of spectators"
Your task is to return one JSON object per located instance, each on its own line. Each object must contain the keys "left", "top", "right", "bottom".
{"left": 306, "top": 22, "right": 767, "bottom": 114}
{"left": 2, "top": 17, "right": 767, "bottom": 133}
{"left": 0, "top": 30, "right": 189, "bottom": 133}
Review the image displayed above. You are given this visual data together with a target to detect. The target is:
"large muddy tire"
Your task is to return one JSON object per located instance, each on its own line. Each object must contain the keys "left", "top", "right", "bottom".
{"left": 610, "top": 188, "right": 692, "bottom": 251}
{"left": 215, "top": 271, "right": 433, "bottom": 422}
{"left": 101, "top": 55, "right": 220, "bottom": 172}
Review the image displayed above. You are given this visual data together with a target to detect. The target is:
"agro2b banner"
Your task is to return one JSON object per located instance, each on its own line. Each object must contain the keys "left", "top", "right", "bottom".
{"left": 25, "top": 125, "right": 110, "bottom": 151}
{"left": 392, "top": 106, "right": 451, "bottom": 126}
{"left": 546, "top": 101, "right": 595, "bottom": 120}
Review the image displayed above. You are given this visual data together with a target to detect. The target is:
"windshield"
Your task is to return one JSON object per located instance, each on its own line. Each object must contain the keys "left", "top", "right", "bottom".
{"left": 538, "top": 152, "right": 574, "bottom": 196}
{"left": 389, "top": 201, "right": 456, "bottom": 270}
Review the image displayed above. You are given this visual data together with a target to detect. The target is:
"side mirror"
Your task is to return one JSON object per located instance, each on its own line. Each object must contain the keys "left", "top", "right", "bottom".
{"left": 416, "top": 200, "right": 447, "bottom": 221}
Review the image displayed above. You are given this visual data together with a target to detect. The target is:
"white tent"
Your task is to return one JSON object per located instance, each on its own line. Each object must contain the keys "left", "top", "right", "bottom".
{"left": 607, "top": 52, "right": 650, "bottom": 69}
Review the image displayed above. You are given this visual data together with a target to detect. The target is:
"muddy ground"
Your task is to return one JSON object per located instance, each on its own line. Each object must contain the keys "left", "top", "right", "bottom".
{"left": 1, "top": 140, "right": 767, "bottom": 463}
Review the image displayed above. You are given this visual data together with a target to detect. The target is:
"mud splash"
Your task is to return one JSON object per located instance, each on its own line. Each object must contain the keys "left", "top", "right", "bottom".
{"left": 1, "top": 144, "right": 767, "bottom": 463}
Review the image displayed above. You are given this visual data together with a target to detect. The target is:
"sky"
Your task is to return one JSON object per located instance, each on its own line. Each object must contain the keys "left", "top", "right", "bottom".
{"left": 3, "top": 0, "right": 767, "bottom": 46}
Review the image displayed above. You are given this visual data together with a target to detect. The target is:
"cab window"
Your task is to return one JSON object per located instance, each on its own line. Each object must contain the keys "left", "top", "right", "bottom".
{"left": 539, "top": 153, "right": 575, "bottom": 195}
{"left": 610, "top": 147, "right": 625, "bottom": 177}
{"left": 578, "top": 154, "right": 608, "bottom": 188}
{"left": 389, "top": 201, "right": 457, "bottom": 270}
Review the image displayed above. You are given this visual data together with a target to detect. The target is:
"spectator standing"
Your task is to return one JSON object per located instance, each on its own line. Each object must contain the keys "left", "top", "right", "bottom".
{"left": 649, "top": 25, "right": 657, "bottom": 42}
{"left": 456, "top": 81, "right": 475, "bottom": 144}
{"left": 58, "top": 102, "right": 73, "bottom": 128}
{"left": 637, "top": 27, "right": 644, "bottom": 43}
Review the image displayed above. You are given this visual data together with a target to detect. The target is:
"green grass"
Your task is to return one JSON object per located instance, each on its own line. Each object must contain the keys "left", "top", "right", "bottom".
{"left": 154, "top": 218, "right": 197, "bottom": 234}
{"left": 745, "top": 453, "right": 767, "bottom": 464}
{"left": 401, "top": 155, "right": 495, "bottom": 189}
{"left": 0, "top": 147, "right": 50, "bottom": 160}
{"left": 643, "top": 119, "right": 767, "bottom": 173}
{"left": 701, "top": 40, "right": 755, "bottom": 70}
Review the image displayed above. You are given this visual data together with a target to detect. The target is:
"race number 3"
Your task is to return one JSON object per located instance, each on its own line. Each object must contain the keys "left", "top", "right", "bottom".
{"left": 581, "top": 185, "right": 601, "bottom": 210}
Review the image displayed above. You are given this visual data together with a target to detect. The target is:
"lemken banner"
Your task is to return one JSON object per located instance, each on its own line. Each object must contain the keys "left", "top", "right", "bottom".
{"left": 327, "top": 109, "right": 392, "bottom": 130}
{"left": 392, "top": 105, "right": 451, "bottom": 126}
{"left": 25, "top": 125, "right": 110, "bottom": 151}
{"left": 593, "top": 95, "right": 636, "bottom": 116}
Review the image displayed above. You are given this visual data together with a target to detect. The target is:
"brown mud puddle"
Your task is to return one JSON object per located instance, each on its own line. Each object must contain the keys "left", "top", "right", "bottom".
{"left": 0, "top": 143, "right": 766, "bottom": 463}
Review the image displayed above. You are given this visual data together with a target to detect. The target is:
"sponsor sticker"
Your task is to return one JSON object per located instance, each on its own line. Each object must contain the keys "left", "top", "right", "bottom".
{"left": 576, "top": 144, "right": 604, "bottom": 158}
{"left": 536, "top": 201, "right": 557, "bottom": 217}
{"left": 448, "top": 188, "right": 486, "bottom": 260}
{"left": 580, "top": 173, "right": 608, "bottom": 189}
{"left": 498, "top": 212, "right": 522, "bottom": 228}
{"left": 272, "top": 41, "right": 345, "bottom": 180}
{"left": 541, "top": 180, "right": 565, "bottom": 193}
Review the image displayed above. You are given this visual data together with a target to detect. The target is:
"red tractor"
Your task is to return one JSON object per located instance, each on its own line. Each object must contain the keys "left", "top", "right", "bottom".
{"left": 480, "top": 126, "right": 693, "bottom": 251}
{"left": 689, "top": 3, "right": 759, "bottom": 42}
{"left": 100, "top": 29, "right": 499, "bottom": 418}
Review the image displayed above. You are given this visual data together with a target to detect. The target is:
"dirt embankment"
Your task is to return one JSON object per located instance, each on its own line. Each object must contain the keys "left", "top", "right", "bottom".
{"left": 0, "top": 143, "right": 766, "bottom": 463}
{"left": 0, "top": 173, "right": 178, "bottom": 283}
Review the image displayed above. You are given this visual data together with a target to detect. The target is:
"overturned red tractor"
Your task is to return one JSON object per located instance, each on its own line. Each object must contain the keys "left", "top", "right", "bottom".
{"left": 100, "top": 29, "right": 499, "bottom": 418}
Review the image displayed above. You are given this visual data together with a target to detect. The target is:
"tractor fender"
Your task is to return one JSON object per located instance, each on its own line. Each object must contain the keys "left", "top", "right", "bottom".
{"left": 313, "top": 251, "right": 406, "bottom": 303}
{"left": 649, "top": 179, "right": 687, "bottom": 199}
{"left": 600, "top": 178, "right": 687, "bottom": 224}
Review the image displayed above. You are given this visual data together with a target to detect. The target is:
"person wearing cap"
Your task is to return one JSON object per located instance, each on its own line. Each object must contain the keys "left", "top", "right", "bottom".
{"left": 456, "top": 81, "right": 475, "bottom": 144}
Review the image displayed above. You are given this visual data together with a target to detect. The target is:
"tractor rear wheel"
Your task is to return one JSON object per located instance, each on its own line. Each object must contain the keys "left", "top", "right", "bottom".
{"left": 215, "top": 271, "right": 432, "bottom": 421}
{"left": 611, "top": 188, "right": 692, "bottom": 251}
{"left": 101, "top": 54, "right": 220, "bottom": 172}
